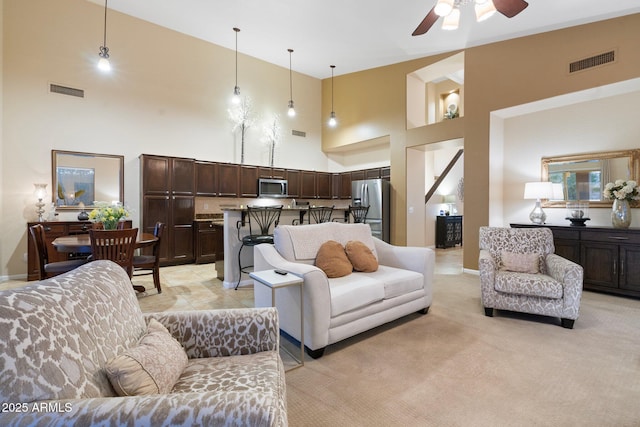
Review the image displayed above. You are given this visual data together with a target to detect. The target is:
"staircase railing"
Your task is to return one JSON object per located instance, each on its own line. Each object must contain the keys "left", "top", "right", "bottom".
{"left": 425, "top": 148, "right": 464, "bottom": 204}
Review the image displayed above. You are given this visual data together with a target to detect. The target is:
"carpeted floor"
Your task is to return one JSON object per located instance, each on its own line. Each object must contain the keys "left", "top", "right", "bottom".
{"left": 284, "top": 271, "right": 640, "bottom": 427}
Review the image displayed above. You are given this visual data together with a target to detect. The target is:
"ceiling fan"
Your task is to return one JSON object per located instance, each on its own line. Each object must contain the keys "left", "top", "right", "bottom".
{"left": 412, "top": 0, "right": 529, "bottom": 36}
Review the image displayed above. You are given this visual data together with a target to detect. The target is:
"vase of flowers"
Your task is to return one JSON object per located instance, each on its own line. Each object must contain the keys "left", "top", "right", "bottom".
{"left": 88, "top": 202, "right": 130, "bottom": 230}
{"left": 603, "top": 180, "right": 639, "bottom": 229}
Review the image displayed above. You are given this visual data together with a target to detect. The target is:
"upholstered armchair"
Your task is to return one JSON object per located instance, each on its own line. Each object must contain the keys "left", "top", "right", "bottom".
{"left": 478, "top": 226, "right": 583, "bottom": 329}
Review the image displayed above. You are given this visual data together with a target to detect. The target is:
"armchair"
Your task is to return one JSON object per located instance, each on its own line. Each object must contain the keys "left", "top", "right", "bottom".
{"left": 478, "top": 226, "right": 583, "bottom": 329}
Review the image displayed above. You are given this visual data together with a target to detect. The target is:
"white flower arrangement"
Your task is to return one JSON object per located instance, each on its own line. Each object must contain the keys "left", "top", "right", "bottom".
{"left": 603, "top": 179, "right": 640, "bottom": 202}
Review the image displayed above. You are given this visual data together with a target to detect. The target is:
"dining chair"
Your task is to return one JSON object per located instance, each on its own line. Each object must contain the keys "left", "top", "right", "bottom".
{"left": 89, "top": 228, "right": 139, "bottom": 278}
{"left": 292, "top": 205, "right": 335, "bottom": 225}
{"left": 236, "top": 205, "right": 283, "bottom": 290}
{"left": 132, "top": 222, "right": 165, "bottom": 293}
{"left": 348, "top": 205, "right": 369, "bottom": 223}
{"left": 29, "top": 224, "right": 88, "bottom": 280}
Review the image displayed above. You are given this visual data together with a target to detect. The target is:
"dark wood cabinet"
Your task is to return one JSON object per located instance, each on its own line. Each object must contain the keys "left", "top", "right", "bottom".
{"left": 511, "top": 224, "right": 640, "bottom": 298}
{"left": 381, "top": 166, "right": 391, "bottom": 181}
{"left": 340, "top": 172, "right": 352, "bottom": 199}
{"left": 316, "top": 172, "right": 332, "bottom": 199}
{"left": 301, "top": 171, "right": 316, "bottom": 199}
{"left": 240, "top": 165, "right": 259, "bottom": 197}
{"left": 194, "top": 220, "right": 218, "bottom": 264}
{"left": 195, "top": 161, "right": 218, "bottom": 196}
{"left": 365, "top": 168, "right": 381, "bottom": 179}
{"left": 436, "top": 215, "right": 463, "bottom": 248}
{"left": 287, "top": 169, "right": 301, "bottom": 198}
{"left": 351, "top": 170, "right": 365, "bottom": 182}
{"left": 217, "top": 163, "right": 240, "bottom": 197}
{"left": 140, "top": 154, "right": 195, "bottom": 266}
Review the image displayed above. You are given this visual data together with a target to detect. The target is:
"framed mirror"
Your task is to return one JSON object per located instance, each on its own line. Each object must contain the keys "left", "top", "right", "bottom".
{"left": 541, "top": 149, "right": 640, "bottom": 207}
{"left": 51, "top": 150, "right": 124, "bottom": 209}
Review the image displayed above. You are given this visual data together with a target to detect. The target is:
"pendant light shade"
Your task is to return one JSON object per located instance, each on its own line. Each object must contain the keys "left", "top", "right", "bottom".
{"left": 475, "top": 0, "right": 497, "bottom": 22}
{"left": 328, "top": 65, "right": 337, "bottom": 127}
{"left": 434, "top": 0, "right": 454, "bottom": 17}
{"left": 97, "top": 0, "right": 111, "bottom": 72}
{"left": 441, "top": 8, "right": 460, "bottom": 30}
{"left": 287, "top": 49, "right": 295, "bottom": 117}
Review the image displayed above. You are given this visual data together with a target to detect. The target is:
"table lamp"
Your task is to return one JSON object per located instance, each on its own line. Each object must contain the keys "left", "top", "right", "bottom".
{"left": 524, "top": 182, "right": 553, "bottom": 224}
{"left": 33, "top": 183, "right": 48, "bottom": 222}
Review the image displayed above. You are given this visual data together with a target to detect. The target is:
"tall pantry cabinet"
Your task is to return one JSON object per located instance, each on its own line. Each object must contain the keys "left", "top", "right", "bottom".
{"left": 140, "top": 154, "right": 195, "bottom": 265}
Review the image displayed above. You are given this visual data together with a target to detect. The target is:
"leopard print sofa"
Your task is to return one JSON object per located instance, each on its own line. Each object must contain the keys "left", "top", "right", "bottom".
{"left": 0, "top": 260, "right": 287, "bottom": 426}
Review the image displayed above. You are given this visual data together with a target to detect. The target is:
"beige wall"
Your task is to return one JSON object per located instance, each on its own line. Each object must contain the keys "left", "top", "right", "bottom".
{"left": 0, "top": 0, "right": 330, "bottom": 279}
{"left": 323, "top": 14, "right": 640, "bottom": 269}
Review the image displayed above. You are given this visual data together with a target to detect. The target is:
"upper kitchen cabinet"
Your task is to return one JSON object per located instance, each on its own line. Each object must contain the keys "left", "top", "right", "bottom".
{"left": 217, "top": 163, "right": 240, "bottom": 197}
{"left": 287, "top": 169, "right": 301, "bottom": 198}
{"left": 240, "top": 165, "right": 259, "bottom": 198}
{"left": 316, "top": 172, "right": 332, "bottom": 199}
{"left": 195, "top": 161, "right": 218, "bottom": 196}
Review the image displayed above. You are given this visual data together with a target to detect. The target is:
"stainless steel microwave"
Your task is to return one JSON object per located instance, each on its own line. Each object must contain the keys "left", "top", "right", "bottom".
{"left": 258, "top": 178, "right": 288, "bottom": 198}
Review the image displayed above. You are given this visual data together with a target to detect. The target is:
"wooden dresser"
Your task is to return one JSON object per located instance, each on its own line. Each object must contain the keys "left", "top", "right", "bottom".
{"left": 511, "top": 223, "right": 640, "bottom": 298}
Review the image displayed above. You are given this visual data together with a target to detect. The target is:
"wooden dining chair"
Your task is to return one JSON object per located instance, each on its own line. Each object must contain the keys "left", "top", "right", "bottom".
{"left": 132, "top": 222, "right": 165, "bottom": 293}
{"left": 29, "top": 224, "right": 88, "bottom": 280}
{"left": 89, "top": 228, "right": 139, "bottom": 278}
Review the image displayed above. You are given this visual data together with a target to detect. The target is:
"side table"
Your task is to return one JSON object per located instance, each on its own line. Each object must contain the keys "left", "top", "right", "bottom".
{"left": 250, "top": 269, "right": 304, "bottom": 370}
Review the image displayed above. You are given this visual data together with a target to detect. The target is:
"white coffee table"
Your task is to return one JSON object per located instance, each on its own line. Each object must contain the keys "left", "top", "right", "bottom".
{"left": 250, "top": 269, "right": 304, "bottom": 370}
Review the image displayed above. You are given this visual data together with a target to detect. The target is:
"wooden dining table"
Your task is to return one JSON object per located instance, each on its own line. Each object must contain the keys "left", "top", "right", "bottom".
{"left": 52, "top": 232, "right": 158, "bottom": 253}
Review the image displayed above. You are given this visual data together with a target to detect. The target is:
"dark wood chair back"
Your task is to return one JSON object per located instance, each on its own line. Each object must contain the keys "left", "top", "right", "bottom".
{"left": 132, "top": 222, "right": 165, "bottom": 293}
{"left": 89, "top": 228, "right": 138, "bottom": 277}
{"left": 29, "top": 224, "right": 49, "bottom": 279}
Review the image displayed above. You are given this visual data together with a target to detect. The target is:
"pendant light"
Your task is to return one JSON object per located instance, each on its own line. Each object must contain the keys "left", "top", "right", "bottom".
{"left": 287, "top": 48, "right": 295, "bottom": 117}
{"left": 97, "top": 0, "right": 111, "bottom": 72}
{"left": 328, "top": 65, "right": 337, "bottom": 127}
{"left": 232, "top": 27, "right": 241, "bottom": 104}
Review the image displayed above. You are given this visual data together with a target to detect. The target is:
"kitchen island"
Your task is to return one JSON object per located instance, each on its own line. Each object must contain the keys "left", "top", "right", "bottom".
{"left": 221, "top": 206, "right": 349, "bottom": 288}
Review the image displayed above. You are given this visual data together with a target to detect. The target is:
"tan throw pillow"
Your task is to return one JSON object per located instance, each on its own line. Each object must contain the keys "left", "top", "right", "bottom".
{"left": 105, "top": 318, "right": 188, "bottom": 396}
{"left": 500, "top": 251, "right": 540, "bottom": 274}
{"left": 315, "top": 240, "right": 353, "bottom": 278}
{"left": 345, "top": 240, "right": 379, "bottom": 273}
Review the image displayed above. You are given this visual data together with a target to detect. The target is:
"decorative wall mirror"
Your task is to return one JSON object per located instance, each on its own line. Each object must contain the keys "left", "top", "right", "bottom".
{"left": 541, "top": 149, "right": 640, "bottom": 207}
{"left": 51, "top": 150, "right": 124, "bottom": 209}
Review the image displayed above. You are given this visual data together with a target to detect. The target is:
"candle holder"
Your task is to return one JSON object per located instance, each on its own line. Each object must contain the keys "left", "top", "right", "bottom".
{"left": 565, "top": 202, "right": 590, "bottom": 226}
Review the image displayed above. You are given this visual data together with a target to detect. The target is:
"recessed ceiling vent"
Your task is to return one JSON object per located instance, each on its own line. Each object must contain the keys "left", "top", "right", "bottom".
{"left": 569, "top": 50, "right": 616, "bottom": 74}
{"left": 292, "top": 130, "right": 306, "bottom": 137}
{"left": 49, "top": 83, "right": 84, "bottom": 98}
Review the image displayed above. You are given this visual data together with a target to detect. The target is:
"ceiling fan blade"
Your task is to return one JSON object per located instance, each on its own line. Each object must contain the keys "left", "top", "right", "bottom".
{"left": 493, "top": 0, "right": 529, "bottom": 18}
{"left": 412, "top": 7, "right": 439, "bottom": 36}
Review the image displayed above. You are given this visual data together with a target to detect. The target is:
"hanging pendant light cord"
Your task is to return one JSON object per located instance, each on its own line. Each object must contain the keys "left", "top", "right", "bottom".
{"left": 331, "top": 65, "right": 335, "bottom": 111}
{"left": 288, "top": 49, "right": 293, "bottom": 101}
{"left": 102, "top": 0, "right": 108, "bottom": 48}
{"left": 234, "top": 28, "right": 239, "bottom": 88}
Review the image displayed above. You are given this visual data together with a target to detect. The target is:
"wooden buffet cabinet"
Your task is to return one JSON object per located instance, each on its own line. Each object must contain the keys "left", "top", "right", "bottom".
{"left": 511, "top": 223, "right": 640, "bottom": 298}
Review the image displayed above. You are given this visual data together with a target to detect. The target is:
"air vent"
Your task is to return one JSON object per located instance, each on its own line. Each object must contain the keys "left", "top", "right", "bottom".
{"left": 292, "top": 130, "right": 306, "bottom": 137}
{"left": 569, "top": 50, "right": 616, "bottom": 74}
{"left": 49, "top": 83, "right": 84, "bottom": 98}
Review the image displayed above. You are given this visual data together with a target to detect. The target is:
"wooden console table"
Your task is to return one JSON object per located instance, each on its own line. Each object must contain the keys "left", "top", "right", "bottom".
{"left": 511, "top": 223, "right": 640, "bottom": 298}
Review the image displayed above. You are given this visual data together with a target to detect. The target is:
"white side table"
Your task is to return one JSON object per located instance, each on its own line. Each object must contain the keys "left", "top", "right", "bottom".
{"left": 250, "top": 269, "right": 304, "bottom": 370}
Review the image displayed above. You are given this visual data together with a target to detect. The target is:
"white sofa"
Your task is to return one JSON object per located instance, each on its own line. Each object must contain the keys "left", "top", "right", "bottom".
{"left": 254, "top": 222, "right": 435, "bottom": 358}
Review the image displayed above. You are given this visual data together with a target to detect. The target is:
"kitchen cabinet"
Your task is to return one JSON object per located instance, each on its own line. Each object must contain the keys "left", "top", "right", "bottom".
{"left": 511, "top": 223, "right": 640, "bottom": 298}
{"left": 195, "top": 161, "right": 218, "bottom": 196}
{"left": 381, "top": 166, "right": 391, "bottom": 181}
{"left": 217, "top": 163, "right": 240, "bottom": 197}
{"left": 300, "top": 171, "right": 316, "bottom": 199}
{"left": 140, "top": 154, "right": 195, "bottom": 265}
{"left": 340, "top": 172, "right": 352, "bottom": 199}
{"left": 240, "top": 165, "right": 259, "bottom": 197}
{"left": 286, "top": 169, "right": 301, "bottom": 198}
{"left": 194, "top": 220, "right": 218, "bottom": 264}
{"left": 365, "top": 168, "right": 381, "bottom": 179}
{"left": 316, "top": 172, "right": 332, "bottom": 199}
{"left": 436, "top": 215, "right": 463, "bottom": 248}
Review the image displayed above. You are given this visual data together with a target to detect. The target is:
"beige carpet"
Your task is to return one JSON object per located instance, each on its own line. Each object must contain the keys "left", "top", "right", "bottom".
{"left": 285, "top": 272, "right": 640, "bottom": 427}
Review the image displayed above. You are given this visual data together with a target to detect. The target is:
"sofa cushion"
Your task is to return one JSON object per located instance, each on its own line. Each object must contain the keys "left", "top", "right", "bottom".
{"left": 495, "top": 271, "right": 563, "bottom": 299}
{"left": 315, "top": 240, "right": 353, "bottom": 278}
{"left": 500, "top": 251, "right": 540, "bottom": 274}
{"left": 275, "top": 222, "right": 377, "bottom": 264}
{"left": 328, "top": 274, "right": 385, "bottom": 316}
{"left": 105, "top": 318, "right": 188, "bottom": 396}
{"left": 366, "top": 265, "right": 424, "bottom": 299}
{"left": 345, "top": 240, "right": 379, "bottom": 272}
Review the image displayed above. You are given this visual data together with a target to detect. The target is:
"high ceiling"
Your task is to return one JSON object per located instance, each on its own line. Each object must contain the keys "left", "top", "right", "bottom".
{"left": 100, "top": 0, "right": 640, "bottom": 79}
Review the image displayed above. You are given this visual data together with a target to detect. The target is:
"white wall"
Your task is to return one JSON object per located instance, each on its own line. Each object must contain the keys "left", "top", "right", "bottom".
{"left": 499, "top": 87, "right": 640, "bottom": 227}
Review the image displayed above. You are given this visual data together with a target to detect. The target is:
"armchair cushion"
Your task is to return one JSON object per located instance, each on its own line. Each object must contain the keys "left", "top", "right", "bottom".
{"left": 495, "top": 271, "right": 563, "bottom": 299}
{"left": 315, "top": 240, "right": 353, "bottom": 278}
{"left": 105, "top": 319, "right": 188, "bottom": 396}
{"left": 345, "top": 240, "right": 379, "bottom": 272}
{"left": 500, "top": 251, "right": 540, "bottom": 274}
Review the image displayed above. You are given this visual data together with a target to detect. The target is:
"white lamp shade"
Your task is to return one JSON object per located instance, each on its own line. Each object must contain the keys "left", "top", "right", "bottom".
{"left": 442, "top": 8, "right": 460, "bottom": 30}
{"left": 475, "top": 0, "right": 497, "bottom": 22}
{"left": 33, "top": 183, "right": 48, "bottom": 200}
{"left": 443, "top": 194, "right": 457, "bottom": 203}
{"left": 551, "top": 183, "right": 564, "bottom": 200}
{"left": 434, "top": 0, "right": 454, "bottom": 16}
{"left": 524, "top": 182, "right": 554, "bottom": 200}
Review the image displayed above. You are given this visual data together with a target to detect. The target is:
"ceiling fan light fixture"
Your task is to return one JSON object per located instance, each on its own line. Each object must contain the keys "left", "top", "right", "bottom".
{"left": 442, "top": 8, "right": 460, "bottom": 30}
{"left": 434, "top": 0, "right": 454, "bottom": 17}
{"left": 475, "top": 0, "right": 497, "bottom": 22}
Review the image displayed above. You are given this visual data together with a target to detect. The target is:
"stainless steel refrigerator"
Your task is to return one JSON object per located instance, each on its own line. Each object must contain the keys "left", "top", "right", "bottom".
{"left": 351, "top": 178, "right": 390, "bottom": 243}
